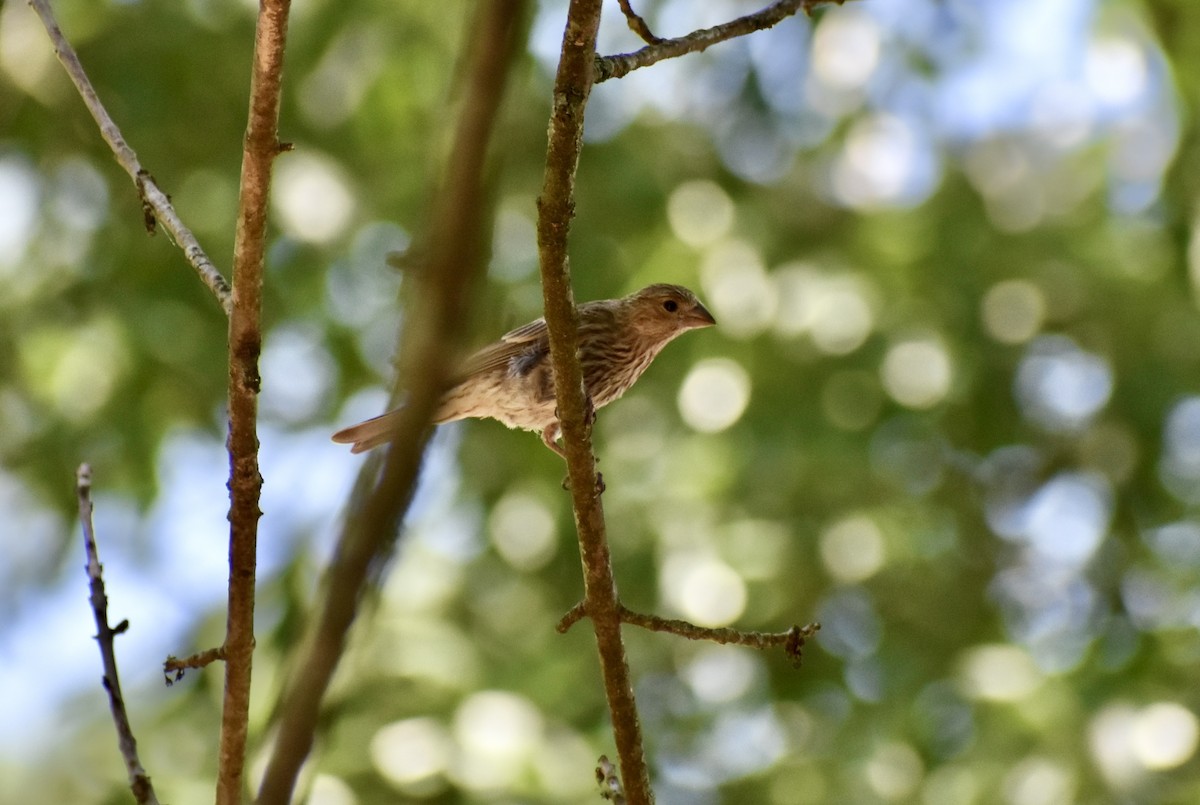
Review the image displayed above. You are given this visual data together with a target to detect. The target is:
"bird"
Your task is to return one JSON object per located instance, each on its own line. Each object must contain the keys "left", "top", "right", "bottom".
{"left": 332, "top": 283, "right": 716, "bottom": 456}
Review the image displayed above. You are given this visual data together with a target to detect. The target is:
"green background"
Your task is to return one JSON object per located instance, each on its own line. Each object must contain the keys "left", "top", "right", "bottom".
{"left": 3, "top": 0, "right": 1200, "bottom": 802}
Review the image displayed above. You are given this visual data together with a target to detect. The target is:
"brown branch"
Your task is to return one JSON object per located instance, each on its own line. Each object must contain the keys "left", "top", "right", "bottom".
{"left": 594, "top": 0, "right": 840, "bottom": 84}
{"left": 215, "top": 2, "right": 291, "bottom": 803}
{"left": 536, "top": 2, "right": 653, "bottom": 802}
{"left": 27, "top": 0, "right": 233, "bottom": 314}
{"left": 616, "top": 0, "right": 663, "bottom": 45}
{"left": 559, "top": 603, "right": 821, "bottom": 667}
{"left": 163, "top": 646, "right": 226, "bottom": 684}
{"left": 76, "top": 464, "right": 163, "bottom": 805}
{"left": 255, "top": 4, "right": 529, "bottom": 803}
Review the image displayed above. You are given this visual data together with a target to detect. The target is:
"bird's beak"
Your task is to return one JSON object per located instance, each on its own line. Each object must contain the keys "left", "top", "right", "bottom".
{"left": 689, "top": 301, "right": 717, "bottom": 328}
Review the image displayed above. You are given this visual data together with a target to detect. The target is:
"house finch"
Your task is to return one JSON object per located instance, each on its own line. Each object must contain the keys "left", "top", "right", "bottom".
{"left": 332, "top": 283, "right": 716, "bottom": 456}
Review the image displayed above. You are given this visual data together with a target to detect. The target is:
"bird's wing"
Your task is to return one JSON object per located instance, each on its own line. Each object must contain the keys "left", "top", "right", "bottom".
{"left": 458, "top": 317, "right": 550, "bottom": 376}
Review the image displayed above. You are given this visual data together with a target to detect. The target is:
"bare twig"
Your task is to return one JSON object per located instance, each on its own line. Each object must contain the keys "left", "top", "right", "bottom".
{"left": 559, "top": 603, "right": 821, "bottom": 667}
{"left": 255, "top": 4, "right": 528, "bottom": 802}
{"left": 536, "top": 2, "right": 653, "bottom": 802}
{"left": 595, "top": 0, "right": 840, "bottom": 84}
{"left": 163, "top": 646, "right": 226, "bottom": 684}
{"left": 76, "top": 464, "right": 163, "bottom": 805}
{"left": 616, "top": 0, "right": 663, "bottom": 45}
{"left": 27, "top": 0, "right": 233, "bottom": 314}
{"left": 215, "top": 1, "right": 292, "bottom": 802}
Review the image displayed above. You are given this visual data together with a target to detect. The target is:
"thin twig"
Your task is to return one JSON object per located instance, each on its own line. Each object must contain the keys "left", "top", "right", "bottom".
{"left": 255, "top": 4, "right": 528, "bottom": 803}
{"left": 76, "top": 464, "right": 163, "bottom": 805}
{"left": 536, "top": 2, "right": 653, "bottom": 802}
{"left": 27, "top": 0, "right": 233, "bottom": 314}
{"left": 215, "top": 2, "right": 292, "bottom": 802}
{"left": 616, "top": 0, "right": 663, "bottom": 44}
{"left": 594, "top": 0, "right": 840, "bottom": 84}
{"left": 559, "top": 603, "right": 821, "bottom": 667}
{"left": 163, "top": 646, "right": 226, "bottom": 684}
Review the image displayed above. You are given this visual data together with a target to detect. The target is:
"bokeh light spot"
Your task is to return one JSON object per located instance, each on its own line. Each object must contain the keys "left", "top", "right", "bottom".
{"left": 678, "top": 358, "right": 751, "bottom": 433}
{"left": 668, "top": 180, "right": 735, "bottom": 248}
{"left": 1003, "top": 756, "right": 1075, "bottom": 805}
{"left": 1015, "top": 336, "right": 1112, "bottom": 432}
{"left": 0, "top": 154, "right": 40, "bottom": 271}
{"left": 273, "top": 151, "right": 356, "bottom": 244}
{"left": 1132, "top": 702, "right": 1199, "bottom": 770}
{"left": 488, "top": 492, "right": 557, "bottom": 571}
{"left": 683, "top": 645, "right": 759, "bottom": 704}
{"left": 370, "top": 717, "right": 452, "bottom": 791}
{"left": 700, "top": 241, "right": 776, "bottom": 338}
{"left": 661, "top": 553, "right": 747, "bottom": 627}
{"left": 819, "top": 514, "right": 885, "bottom": 583}
{"left": 452, "top": 691, "right": 543, "bottom": 790}
{"left": 1085, "top": 37, "right": 1147, "bottom": 107}
{"left": 307, "top": 774, "right": 357, "bottom": 805}
{"left": 811, "top": 7, "right": 880, "bottom": 91}
{"left": 960, "top": 644, "right": 1043, "bottom": 702}
{"left": 881, "top": 337, "right": 953, "bottom": 409}
{"left": 773, "top": 264, "right": 876, "bottom": 354}
{"left": 982, "top": 279, "right": 1046, "bottom": 344}
{"left": 865, "top": 742, "right": 924, "bottom": 801}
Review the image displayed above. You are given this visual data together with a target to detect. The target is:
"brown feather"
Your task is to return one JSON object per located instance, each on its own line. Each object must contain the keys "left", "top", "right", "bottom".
{"left": 332, "top": 284, "right": 715, "bottom": 456}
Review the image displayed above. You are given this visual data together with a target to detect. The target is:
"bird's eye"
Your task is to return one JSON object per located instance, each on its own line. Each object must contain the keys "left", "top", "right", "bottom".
{"left": 663, "top": 299, "right": 679, "bottom": 313}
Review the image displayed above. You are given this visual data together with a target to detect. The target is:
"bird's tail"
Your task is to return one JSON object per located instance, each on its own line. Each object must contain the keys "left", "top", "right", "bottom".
{"left": 331, "top": 408, "right": 407, "bottom": 454}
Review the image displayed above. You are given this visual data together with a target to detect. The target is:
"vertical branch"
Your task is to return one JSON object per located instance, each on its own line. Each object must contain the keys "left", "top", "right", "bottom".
{"left": 256, "top": 3, "right": 529, "bottom": 802}
{"left": 218, "top": 1, "right": 292, "bottom": 803}
{"left": 536, "top": 1, "right": 653, "bottom": 802}
{"left": 76, "top": 465, "right": 162, "bottom": 805}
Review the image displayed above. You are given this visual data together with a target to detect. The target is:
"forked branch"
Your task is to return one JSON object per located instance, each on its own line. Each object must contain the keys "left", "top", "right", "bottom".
{"left": 595, "top": 0, "right": 843, "bottom": 83}
{"left": 536, "top": 0, "right": 652, "bottom": 801}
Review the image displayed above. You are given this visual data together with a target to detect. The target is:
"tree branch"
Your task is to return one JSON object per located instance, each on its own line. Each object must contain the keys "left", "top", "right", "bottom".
{"left": 255, "top": 4, "right": 528, "bottom": 802}
{"left": 76, "top": 464, "right": 163, "bottom": 805}
{"left": 616, "top": 0, "right": 663, "bottom": 45}
{"left": 28, "top": 0, "right": 233, "bottom": 315}
{"left": 216, "top": 1, "right": 291, "bottom": 802}
{"left": 558, "top": 603, "right": 821, "bottom": 668}
{"left": 536, "top": 2, "right": 653, "bottom": 802}
{"left": 163, "top": 646, "right": 226, "bottom": 684}
{"left": 594, "top": 0, "right": 840, "bottom": 84}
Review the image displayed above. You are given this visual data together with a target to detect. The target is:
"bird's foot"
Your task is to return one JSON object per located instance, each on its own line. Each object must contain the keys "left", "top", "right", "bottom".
{"left": 560, "top": 468, "right": 606, "bottom": 495}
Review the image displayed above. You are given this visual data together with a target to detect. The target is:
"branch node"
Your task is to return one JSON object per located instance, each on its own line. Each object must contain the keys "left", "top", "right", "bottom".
{"left": 163, "top": 646, "right": 227, "bottom": 686}
{"left": 596, "top": 754, "right": 627, "bottom": 803}
{"left": 557, "top": 601, "right": 588, "bottom": 633}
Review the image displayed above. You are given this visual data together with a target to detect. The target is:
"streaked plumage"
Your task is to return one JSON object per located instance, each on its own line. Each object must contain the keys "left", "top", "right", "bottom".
{"left": 332, "top": 284, "right": 715, "bottom": 456}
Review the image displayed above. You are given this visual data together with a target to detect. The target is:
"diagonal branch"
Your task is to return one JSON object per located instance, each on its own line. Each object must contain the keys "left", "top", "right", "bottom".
{"left": 28, "top": 0, "right": 233, "bottom": 315}
{"left": 595, "top": 0, "right": 841, "bottom": 84}
{"left": 536, "top": 2, "right": 652, "bottom": 802}
{"left": 216, "top": 1, "right": 291, "bottom": 803}
{"left": 76, "top": 464, "right": 163, "bottom": 805}
{"left": 255, "top": 3, "right": 529, "bottom": 802}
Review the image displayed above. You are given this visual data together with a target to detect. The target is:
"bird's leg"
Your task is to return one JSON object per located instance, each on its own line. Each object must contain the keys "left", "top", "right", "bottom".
{"left": 542, "top": 424, "right": 566, "bottom": 458}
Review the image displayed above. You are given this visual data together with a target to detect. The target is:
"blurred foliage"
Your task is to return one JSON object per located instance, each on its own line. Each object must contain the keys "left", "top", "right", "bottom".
{"left": 5, "top": 0, "right": 1200, "bottom": 803}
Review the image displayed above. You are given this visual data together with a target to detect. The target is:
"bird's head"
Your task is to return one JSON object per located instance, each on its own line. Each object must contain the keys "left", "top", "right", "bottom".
{"left": 625, "top": 284, "right": 716, "bottom": 340}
